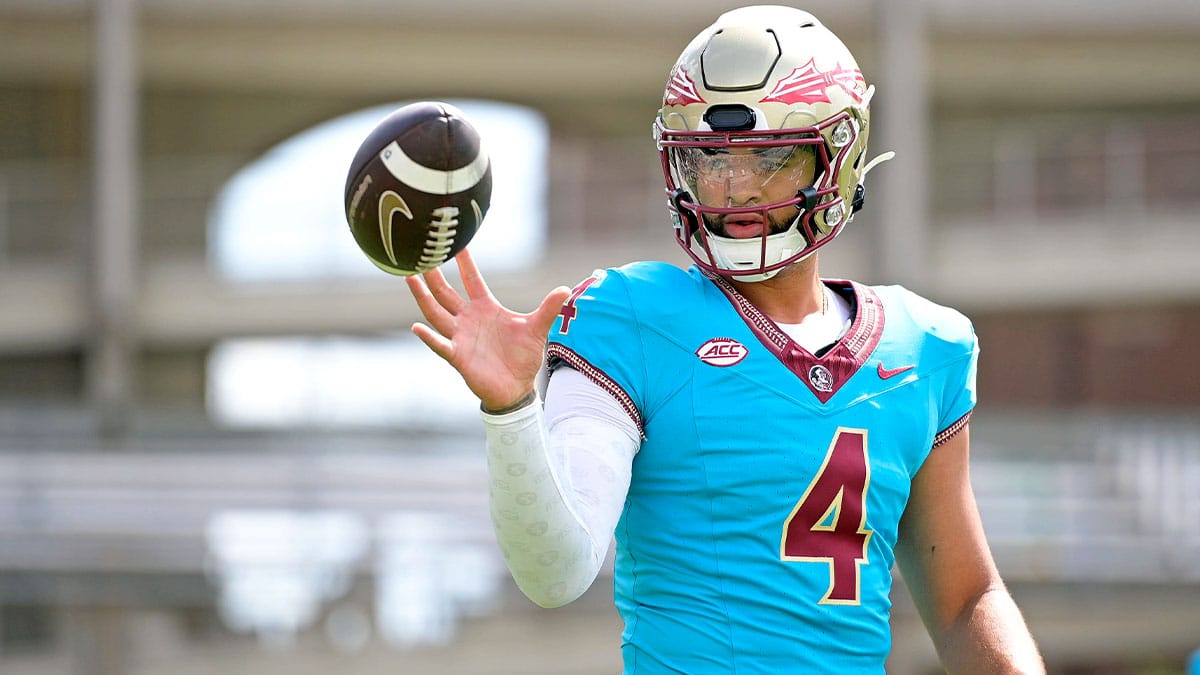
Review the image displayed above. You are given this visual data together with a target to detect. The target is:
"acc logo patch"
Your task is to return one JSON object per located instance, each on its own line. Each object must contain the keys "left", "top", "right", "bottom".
{"left": 695, "top": 337, "right": 748, "bottom": 367}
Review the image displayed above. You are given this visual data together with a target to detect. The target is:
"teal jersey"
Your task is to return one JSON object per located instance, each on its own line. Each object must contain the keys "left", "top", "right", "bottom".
{"left": 547, "top": 262, "right": 978, "bottom": 674}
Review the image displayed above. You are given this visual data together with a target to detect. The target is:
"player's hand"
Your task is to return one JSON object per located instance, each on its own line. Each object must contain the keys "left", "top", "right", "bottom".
{"left": 406, "top": 248, "right": 571, "bottom": 412}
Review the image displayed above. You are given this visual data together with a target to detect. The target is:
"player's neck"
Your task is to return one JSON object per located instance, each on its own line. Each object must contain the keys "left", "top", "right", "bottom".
{"left": 728, "top": 256, "right": 824, "bottom": 324}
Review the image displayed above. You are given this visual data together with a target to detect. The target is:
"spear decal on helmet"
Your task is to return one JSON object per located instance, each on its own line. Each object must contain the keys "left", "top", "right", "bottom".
{"left": 664, "top": 67, "right": 707, "bottom": 107}
{"left": 760, "top": 59, "right": 865, "bottom": 106}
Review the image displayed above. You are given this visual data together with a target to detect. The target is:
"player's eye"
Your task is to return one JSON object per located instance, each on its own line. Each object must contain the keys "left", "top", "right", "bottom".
{"left": 699, "top": 154, "right": 732, "bottom": 172}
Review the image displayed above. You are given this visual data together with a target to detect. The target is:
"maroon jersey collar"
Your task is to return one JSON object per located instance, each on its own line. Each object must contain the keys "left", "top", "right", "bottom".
{"left": 707, "top": 274, "right": 885, "bottom": 403}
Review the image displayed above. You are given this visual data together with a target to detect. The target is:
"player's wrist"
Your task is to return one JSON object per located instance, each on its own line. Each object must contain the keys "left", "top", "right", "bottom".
{"left": 480, "top": 390, "right": 538, "bottom": 415}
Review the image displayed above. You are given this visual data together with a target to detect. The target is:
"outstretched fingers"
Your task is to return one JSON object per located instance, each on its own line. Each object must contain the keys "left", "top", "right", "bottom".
{"left": 455, "top": 249, "right": 493, "bottom": 301}
{"left": 410, "top": 321, "right": 455, "bottom": 363}
{"left": 422, "top": 267, "right": 467, "bottom": 316}
{"left": 405, "top": 274, "right": 457, "bottom": 337}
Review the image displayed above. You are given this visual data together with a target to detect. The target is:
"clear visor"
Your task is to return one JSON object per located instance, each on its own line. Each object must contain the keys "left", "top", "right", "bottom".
{"left": 669, "top": 137, "right": 820, "bottom": 208}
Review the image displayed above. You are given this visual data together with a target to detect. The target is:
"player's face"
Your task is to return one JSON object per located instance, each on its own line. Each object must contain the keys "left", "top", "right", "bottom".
{"left": 686, "top": 144, "right": 817, "bottom": 239}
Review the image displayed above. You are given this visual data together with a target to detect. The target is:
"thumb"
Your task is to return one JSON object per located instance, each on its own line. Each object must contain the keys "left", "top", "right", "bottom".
{"left": 529, "top": 286, "right": 573, "bottom": 335}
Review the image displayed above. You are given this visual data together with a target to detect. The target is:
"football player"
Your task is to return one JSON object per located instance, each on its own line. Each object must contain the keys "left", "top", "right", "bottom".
{"left": 406, "top": 5, "right": 1044, "bottom": 673}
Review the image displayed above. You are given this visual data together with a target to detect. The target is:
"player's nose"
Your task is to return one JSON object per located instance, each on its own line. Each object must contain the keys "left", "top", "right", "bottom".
{"left": 718, "top": 172, "right": 765, "bottom": 207}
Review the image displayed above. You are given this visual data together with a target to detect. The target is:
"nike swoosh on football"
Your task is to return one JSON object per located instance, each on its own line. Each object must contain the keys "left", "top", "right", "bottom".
{"left": 877, "top": 363, "right": 915, "bottom": 380}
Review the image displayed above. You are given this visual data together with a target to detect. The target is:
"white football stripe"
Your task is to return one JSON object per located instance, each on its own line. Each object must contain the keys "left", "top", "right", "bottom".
{"left": 379, "top": 140, "right": 489, "bottom": 195}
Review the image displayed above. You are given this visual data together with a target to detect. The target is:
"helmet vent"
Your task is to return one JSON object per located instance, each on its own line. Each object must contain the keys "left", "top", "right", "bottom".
{"left": 700, "top": 26, "right": 782, "bottom": 91}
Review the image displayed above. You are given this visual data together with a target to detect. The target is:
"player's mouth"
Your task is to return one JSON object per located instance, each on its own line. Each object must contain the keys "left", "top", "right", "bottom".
{"left": 721, "top": 217, "right": 769, "bottom": 239}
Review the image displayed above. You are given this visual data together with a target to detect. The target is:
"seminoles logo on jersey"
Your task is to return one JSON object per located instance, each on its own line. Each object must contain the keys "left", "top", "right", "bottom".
{"left": 695, "top": 337, "right": 748, "bottom": 367}
{"left": 760, "top": 59, "right": 865, "bottom": 105}
{"left": 808, "top": 364, "right": 834, "bottom": 392}
{"left": 664, "top": 67, "right": 707, "bottom": 107}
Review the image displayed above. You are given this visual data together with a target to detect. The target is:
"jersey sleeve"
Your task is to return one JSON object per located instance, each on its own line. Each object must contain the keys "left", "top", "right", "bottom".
{"left": 545, "top": 268, "right": 648, "bottom": 435}
{"left": 925, "top": 306, "right": 979, "bottom": 446}
{"left": 886, "top": 285, "right": 980, "bottom": 446}
{"left": 935, "top": 325, "right": 978, "bottom": 444}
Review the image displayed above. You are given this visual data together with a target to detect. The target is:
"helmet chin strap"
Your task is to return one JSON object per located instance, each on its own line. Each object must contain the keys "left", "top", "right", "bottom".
{"left": 705, "top": 207, "right": 813, "bottom": 282}
{"left": 726, "top": 248, "right": 816, "bottom": 283}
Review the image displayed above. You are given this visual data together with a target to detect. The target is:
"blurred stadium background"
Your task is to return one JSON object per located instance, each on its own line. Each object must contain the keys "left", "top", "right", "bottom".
{"left": 1, "top": 0, "right": 1199, "bottom": 673}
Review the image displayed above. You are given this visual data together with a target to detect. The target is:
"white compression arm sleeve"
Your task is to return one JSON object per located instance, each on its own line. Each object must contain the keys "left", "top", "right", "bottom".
{"left": 481, "top": 367, "right": 640, "bottom": 608}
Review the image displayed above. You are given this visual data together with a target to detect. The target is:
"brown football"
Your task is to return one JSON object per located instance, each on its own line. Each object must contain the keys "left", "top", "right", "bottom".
{"left": 343, "top": 101, "right": 491, "bottom": 276}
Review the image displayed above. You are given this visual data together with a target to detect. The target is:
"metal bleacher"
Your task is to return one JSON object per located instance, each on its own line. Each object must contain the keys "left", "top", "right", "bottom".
{"left": 1, "top": 407, "right": 1198, "bottom": 672}
{"left": 971, "top": 410, "right": 1200, "bottom": 583}
{"left": 1, "top": 406, "right": 1197, "bottom": 589}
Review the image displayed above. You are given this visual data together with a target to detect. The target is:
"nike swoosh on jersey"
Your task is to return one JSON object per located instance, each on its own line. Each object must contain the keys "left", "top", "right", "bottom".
{"left": 877, "top": 363, "right": 915, "bottom": 380}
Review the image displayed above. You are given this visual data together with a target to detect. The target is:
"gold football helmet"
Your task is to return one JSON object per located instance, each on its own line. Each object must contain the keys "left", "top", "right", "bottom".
{"left": 655, "top": 6, "right": 892, "bottom": 281}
